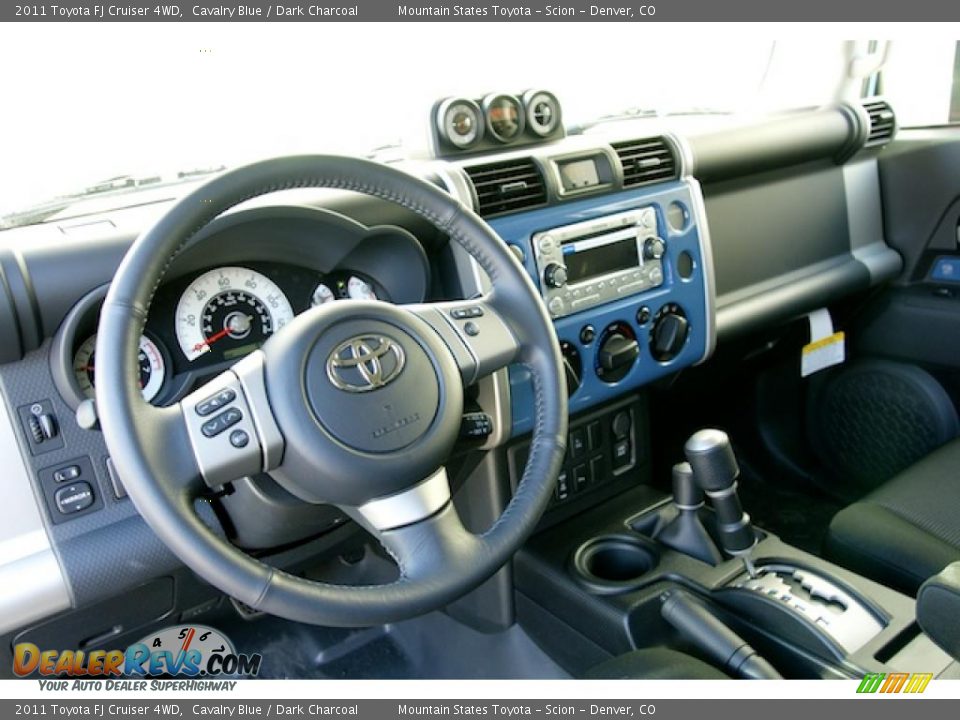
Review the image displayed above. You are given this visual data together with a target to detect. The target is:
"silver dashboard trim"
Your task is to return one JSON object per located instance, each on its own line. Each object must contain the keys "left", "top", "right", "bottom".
{"left": 843, "top": 158, "right": 904, "bottom": 283}
{"left": 683, "top": 175, "right": 718, "bottom": 363}
{"left": 665, "top": 131, "right": 717, "bottom": 363}
{"left": 0, "top": 389, "right": 72, "bottom": 635}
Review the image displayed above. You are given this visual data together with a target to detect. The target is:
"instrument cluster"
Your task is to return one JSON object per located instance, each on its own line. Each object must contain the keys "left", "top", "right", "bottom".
{"left": 52, "top": 207, "right": 430, "bottom": 411}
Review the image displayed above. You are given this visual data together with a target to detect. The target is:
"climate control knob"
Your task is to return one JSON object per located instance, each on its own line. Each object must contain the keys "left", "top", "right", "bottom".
{"left": 650, "top": 303, "right": 689, "bottom": 362}
{"left": 560, "top": 340, "right": 583, "bottom": 397}
{"left": 596, "top": 322, "right": 639, "bottom": 383}
{"left": 544, "top": 263, "right": 568, "bottom": 288}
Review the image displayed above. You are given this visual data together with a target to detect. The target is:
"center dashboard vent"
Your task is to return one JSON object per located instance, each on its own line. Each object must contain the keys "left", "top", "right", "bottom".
{"left": 463, "top": 157, "right": 547, "bottom": 217}
{"left": 863, "top": 100, "right": 896, "bottom": 146}
{"left": 612, "top": 137, "right": 679, "bottom": 187}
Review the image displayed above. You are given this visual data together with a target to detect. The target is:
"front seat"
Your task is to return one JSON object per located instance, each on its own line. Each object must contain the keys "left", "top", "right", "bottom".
{"left": 584, "top": 648, "right": 728, "bottom": 680}
{"left": 826, "top": 438, "right": 960, "bottom": 595}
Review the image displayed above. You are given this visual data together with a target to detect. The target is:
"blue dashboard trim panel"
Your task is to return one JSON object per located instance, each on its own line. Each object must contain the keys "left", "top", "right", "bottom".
{"left": 492, "top": 182, "right": 710, "bottom": 438}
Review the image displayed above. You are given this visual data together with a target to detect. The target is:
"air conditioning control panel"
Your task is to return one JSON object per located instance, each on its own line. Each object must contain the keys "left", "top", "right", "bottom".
{"left": 491, "top": 180, "right": 714, "bottom": 437}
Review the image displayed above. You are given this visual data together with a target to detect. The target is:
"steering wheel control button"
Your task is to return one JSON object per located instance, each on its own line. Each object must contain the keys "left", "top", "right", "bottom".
{"left": 201, "top": 407, "right": 243, "bottom": 438}
{"left": 450, "top": 306, "right": 484, "bottom": 320}
{"left": 229, "top": 429, "right": 250, "bottom": 448}
{"left": 55, "top": 482, "right": 94, "bottom": 515}
{"left": 53, "top": 465, "right": 81, "bottom": 483}
{"left": 195, "top": 388, "right": 236, "bottom": 416}
{"left": 460, "top": 412, "right": 493, "bottom": 440}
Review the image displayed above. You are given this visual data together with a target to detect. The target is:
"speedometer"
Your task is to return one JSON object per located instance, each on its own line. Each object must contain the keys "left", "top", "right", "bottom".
{"left": 175, "top": 267, "right": 294, "bottom": 362}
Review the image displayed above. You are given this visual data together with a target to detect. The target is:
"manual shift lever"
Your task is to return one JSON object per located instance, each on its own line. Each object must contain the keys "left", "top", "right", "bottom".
{"left": 684, "top": 429, "right": 758, "bottom": 577}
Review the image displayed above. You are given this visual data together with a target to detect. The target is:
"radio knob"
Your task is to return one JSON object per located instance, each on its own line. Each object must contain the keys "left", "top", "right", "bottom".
{"left": 544, "top": 263, "right": 568, "bottom": 288}
{"left": 643, "top": 237, "right": 666, "bottom": 261}
{"left": 547, "top": 296, "right": 566, "bottom": 317}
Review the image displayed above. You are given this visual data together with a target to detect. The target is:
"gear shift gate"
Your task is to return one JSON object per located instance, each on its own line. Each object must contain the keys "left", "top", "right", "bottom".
{"left": 731, "top": 563, "right": 885, "bottom": 654}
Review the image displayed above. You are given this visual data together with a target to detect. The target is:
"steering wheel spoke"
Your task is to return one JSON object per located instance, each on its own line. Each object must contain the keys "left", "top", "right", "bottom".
{"left": 349, "top": 467, "right": 481, "bottom": 582}
{"left": 407, "top": 296, "right": 520, "bottom": 386}
{"left": 179, "top": 350, "right": 284, "bottom": 490}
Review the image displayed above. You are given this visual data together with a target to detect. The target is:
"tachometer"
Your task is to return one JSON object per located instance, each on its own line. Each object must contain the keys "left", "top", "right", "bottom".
{"left": 74, "top": 334, "right": 165, "bottom": 402}
{"left": 176, "top": 267, "right": 294, "bottom": 362}
{"left": 311, "top": 283, "right": 337, "bottom": 306}
{"left": 347, "top": 275, "right": 378, "bottom": 301}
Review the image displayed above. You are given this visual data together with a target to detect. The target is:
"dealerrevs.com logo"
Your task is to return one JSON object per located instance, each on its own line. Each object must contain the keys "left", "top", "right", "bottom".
{"left": 13, "top": 625, "right": 261, "bottom": 678}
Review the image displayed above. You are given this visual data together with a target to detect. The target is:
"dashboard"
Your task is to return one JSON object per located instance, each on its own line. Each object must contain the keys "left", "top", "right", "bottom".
{"left": 0, "top": 96, "right": 906, "bottom": 643}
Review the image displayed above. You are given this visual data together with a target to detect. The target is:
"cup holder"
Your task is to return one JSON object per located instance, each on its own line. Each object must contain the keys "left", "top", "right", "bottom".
{"left": 571, "top": 534, "right": 659, "bottom": 594}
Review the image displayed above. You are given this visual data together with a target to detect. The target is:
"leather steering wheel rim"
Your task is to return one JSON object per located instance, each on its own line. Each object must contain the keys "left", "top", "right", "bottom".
{"left": 96, "top": 155, "right": 568, "bottom": 626}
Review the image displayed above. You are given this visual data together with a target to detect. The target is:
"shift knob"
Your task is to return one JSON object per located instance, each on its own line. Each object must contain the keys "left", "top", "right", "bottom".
{"left": 684, "top": 429, "right": 756, "bottom": 556}
{"left": 684, "top": 429, "right": 740, "bottom": 491}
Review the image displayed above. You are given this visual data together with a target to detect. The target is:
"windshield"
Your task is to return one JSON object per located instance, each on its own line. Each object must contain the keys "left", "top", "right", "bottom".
{"left": 0, "top": 27, "right": 859, "bottom": 226}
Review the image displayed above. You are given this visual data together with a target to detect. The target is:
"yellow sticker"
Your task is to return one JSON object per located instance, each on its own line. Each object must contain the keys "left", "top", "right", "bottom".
{"left": 803, "top": 331, "right": 845, "bottom": 354}
{"left": 801, "top": 331, "right": 846, "bottom": 377}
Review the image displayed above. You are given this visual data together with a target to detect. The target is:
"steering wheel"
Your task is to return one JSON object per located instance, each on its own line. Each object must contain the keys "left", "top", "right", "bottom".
{"left": 96, "top": 156, "right": 568, "bottom": 627}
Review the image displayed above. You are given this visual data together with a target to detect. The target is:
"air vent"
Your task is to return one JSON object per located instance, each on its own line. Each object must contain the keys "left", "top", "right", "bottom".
{"left": 463, "top": 158, "right": 547, "bottom": 217}
{"left": 863, "top": 100, "right": 896, "bottom": 146}
{"left": 612, "top": 137, "right": 679, "bottom": 187}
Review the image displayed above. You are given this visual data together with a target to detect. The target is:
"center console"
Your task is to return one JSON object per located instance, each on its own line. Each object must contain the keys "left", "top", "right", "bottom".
{"left": 513, "top": 429, "right": 960, "bottom": 680}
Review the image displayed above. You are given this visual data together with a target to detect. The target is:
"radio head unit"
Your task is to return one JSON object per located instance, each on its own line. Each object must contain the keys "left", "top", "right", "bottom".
{"left": 532, "top": 208, "right": 665, "bottom": 318}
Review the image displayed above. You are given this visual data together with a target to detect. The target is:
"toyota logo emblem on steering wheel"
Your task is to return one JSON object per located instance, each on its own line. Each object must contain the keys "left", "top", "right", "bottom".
{"left": 326, "top": 335, "right": 406, "bottom": 393}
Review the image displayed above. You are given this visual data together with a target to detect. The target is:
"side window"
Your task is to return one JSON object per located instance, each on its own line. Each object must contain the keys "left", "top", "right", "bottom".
{"left": 951, "top": 43, "right": 960, "bottom": 123}
{"left": 881, "top": 40, "right": 960, "bottom": 128}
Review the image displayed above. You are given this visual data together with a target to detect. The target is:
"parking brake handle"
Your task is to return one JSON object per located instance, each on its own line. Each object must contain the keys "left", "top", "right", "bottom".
{"left": 661, "top": 589, "right": 782, "bottom": 680}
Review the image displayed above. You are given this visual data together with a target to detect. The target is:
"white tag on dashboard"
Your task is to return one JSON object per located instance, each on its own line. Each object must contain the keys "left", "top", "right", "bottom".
{"left": 801, "top": 308, "right": 845, "bottom": 378}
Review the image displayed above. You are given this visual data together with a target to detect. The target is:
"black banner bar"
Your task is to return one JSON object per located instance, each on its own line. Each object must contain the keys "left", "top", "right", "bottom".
{"left": 1, "top": 699, "right": 958, "bottom": 719}
{"left": 3, "top": 0, "right": 960, "bottom": 21}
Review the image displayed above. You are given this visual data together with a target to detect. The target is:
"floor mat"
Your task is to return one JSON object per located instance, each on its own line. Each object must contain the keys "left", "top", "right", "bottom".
{"left": 217, "top": 608, "right": 569, "bottom": 679}
{"left": 736, "top": 455, "right": 843, "bottom": 555}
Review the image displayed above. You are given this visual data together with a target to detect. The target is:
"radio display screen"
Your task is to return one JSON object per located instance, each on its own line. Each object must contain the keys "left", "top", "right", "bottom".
{"left": 565, "top": 237, "right": 639, "bottom": 284}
